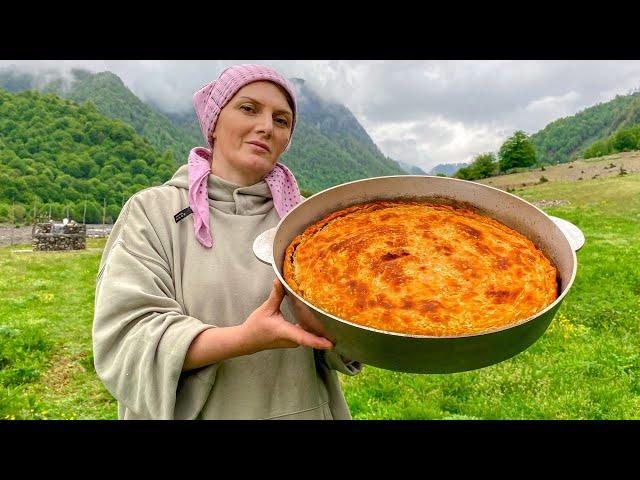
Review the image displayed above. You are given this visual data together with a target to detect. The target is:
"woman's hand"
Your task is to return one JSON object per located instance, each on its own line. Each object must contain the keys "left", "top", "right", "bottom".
{"left": 183, "top": 279, "right": 333, "bottom": 372}
{"left": 240, "top": 279, "right": 334, "bottom": 353}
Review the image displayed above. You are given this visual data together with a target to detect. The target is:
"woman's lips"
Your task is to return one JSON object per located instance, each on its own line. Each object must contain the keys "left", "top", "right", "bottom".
{"left": 247, "top": 141, "right": 270, "bottom": 153}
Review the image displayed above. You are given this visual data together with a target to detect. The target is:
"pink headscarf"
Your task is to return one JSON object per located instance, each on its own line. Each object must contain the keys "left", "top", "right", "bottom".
{"left": 188, "top": 64, "right": 302, "bottom": 248}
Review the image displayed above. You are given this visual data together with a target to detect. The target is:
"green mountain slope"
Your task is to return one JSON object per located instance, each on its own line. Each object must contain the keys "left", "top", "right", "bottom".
{"left": 277, "top": 78, "right": 406, "bottom": 192}
{"left": 62, "top": 71, "right": 203, "bottom": 165}
{"left": 0, "top": 88, "right": 174, "bottom": 223}
{"left": 0, "top": 68, "right": 202, "bottom": 166}
{"left": 530, "top": 89, "right": 640, "bottom": 164}
{"left": 0, "top": 67, "right": 419, "bottom": 195}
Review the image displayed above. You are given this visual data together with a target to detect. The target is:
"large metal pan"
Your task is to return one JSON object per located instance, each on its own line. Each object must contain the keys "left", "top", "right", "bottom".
{"left": 253, "top": 175, "right": 583, "bottom": 374}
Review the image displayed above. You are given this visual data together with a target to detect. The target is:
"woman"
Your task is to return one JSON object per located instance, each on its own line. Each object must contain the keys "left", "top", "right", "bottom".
{"left": 92, "top": 64, "right": 362, "bottom": 420}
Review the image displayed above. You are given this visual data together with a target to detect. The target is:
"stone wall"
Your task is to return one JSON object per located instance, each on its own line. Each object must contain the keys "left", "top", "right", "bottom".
{"left": 32, "top": 222, "right": 86, "bottom": 251}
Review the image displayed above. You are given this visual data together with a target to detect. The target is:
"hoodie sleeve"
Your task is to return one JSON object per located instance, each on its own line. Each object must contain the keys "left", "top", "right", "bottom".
{"left": 92, "top": 193, "right": 215, "bottom": 419}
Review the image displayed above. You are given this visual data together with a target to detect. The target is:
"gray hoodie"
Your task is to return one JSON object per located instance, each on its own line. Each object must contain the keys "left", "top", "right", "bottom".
{"left": 92, "top": 164, "right": 362, "bottom": 420}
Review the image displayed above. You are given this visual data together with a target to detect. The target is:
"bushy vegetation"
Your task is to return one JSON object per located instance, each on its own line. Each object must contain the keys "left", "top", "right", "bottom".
{"left": 530, "top": 90, "right": 640, "bottom": 165}
{"left": 583, "top": 124, "right": 640, "bottom": 159}
{"left": 0, "top": 88, "right": 174, "bottom": 223}
{"left": 454, "top": 153, "right": 498, "bottom": 180}
{"left": 498, "top": 130, "right": 537, "bottom": 171}
{"left": 455, "top": 131, "right": 536, "bottom": 181}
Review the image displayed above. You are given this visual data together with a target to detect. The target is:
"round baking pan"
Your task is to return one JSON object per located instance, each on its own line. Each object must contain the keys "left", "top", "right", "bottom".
{"left": 253, "top": 175, "right": 582, "bottom": 373}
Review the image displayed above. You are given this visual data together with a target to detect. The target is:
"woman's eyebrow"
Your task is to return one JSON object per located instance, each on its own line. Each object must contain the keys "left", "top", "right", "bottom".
{"left": 237, "top": 96, "right": 292, "bottom": 116}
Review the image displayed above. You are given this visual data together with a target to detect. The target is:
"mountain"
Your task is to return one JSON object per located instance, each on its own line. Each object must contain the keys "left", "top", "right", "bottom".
{"left": 160, "top": 78, "right": 409, "bottom": 192}
{"left": 62, "top": 70, "right": 202, "bottom": 166}
{"left": 157, "top": 76, "right": 409, "bottom": 192}
{"left": 396, "top": 160, "right": 428, "bottom": 175}
{"left": 277, "top": 78, "right": 406, "bottom": 192}
{"left": 0, "top": 69, "right": 38, "bottom": 92}
{"left": 530, "top": 89, "right": 640, "bottom": 165}
{"left": 0, "top": 88, "right": 174, "bottom": 223}
{"left": 0, "top": 68, "right": 408, "bottom": 194}
{"left": 428, "top": 162, "right": 468, "bottom": 176}
{"left": 0, "top": 68, "right": 202, "bottom": 167}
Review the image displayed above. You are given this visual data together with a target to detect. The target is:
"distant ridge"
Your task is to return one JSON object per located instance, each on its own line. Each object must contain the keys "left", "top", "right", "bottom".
{"left": 428, "top": 162, "right": 468, "bottom": 176}
{"left": 396, "top": 160, "right": 428, "bottom": 175}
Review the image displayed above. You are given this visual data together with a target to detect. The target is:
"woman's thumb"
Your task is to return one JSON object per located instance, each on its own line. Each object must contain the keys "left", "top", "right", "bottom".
{"left": 265, "top": 279, "right": 285, "bottom": 310}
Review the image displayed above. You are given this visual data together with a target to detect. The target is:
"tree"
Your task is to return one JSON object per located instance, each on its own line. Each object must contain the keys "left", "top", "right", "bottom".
{"left": 471, "top": 152, "right": 498, "bottom": 178}
{"left": 499, "top": 130, "right": 537, "bottom": 172}
{"left": 454, "top": 152, "right": 498, "bottom": 180}
{"left": 612, "top": 129, "right": 637, "bottom": 152}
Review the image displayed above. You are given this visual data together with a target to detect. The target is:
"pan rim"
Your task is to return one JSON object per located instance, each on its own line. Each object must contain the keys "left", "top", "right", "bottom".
{"left": 272, "top": 175, "right": 578, "bottom": 340}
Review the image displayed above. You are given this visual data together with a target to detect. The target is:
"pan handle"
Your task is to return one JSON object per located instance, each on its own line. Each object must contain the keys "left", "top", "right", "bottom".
{"left": 253, "top": 226, "right": 277, "bottom": 266}
{"left": 548, "top": 215, "right": 585, "bottom": 252}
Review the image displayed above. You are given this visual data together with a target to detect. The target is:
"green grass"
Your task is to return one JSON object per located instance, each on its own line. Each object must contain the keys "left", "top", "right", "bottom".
{"left": 2, "top": 174, "right": 639, "bottom": 419}
{"left": 341, "top": 173, "right": 640, "bottom": 419}
{"left": 0, "top": 238, "right": 117, "bottom": 419}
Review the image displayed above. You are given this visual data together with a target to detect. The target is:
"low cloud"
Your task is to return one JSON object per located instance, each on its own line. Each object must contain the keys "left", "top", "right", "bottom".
{"left": 2, "top": 60, "right": 640, "bottom": 171}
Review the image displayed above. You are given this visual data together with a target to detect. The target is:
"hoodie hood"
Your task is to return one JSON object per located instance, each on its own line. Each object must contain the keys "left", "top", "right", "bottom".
{"left": 165, "top": 164, "right": 273, "bottom": 216}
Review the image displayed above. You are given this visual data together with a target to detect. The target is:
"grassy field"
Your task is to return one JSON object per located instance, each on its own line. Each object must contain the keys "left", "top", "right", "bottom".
{"left": 1, "top": 171, "right": 639, "bottom": 419}
{"left": 343, "top": 172, "right": 640, "bottom": 419}
{"left": 477, "top": 150, "right": 640, "bottom": 190}
{"left": 0, "top": 239, "right": 116, "bottom": 419}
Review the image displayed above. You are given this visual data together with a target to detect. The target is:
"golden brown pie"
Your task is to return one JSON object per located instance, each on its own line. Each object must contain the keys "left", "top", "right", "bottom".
{"left": 283, "top": 200, "right": 558, "bottom": 336}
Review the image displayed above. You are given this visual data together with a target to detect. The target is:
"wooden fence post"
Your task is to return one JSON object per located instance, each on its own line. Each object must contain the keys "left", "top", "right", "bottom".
{"left": 10, "top": 198, "right": 14, "bottom": 246}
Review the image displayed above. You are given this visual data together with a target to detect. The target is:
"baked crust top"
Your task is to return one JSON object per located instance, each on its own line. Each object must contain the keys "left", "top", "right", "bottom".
{"left": 283, "top": 200, "right": 558, "bottom": 336}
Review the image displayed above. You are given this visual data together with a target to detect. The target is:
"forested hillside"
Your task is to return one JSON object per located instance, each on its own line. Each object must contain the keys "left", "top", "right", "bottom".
{"left": 0, "top": 68, "right": 202, "bottom": 166}
{"left": 0, "top": 68, "right": 409, "bottom": 194}
{"left": 0, "top": 88, "right": 174, "bottom": 223}
{"left": 64, "top": 71, "right": 204, "bottom": 166}
{"left": 277, "top": 78, "right": 406, "bottom": 192}
{"left": 530, "top": 89, "right": 640, "bottom": 164}
{"left": 0, "top": 83, "right": 409, "bottom": 224}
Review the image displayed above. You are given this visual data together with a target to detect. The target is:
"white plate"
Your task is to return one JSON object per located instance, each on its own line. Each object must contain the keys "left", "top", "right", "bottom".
{"left": 549, "top": 215, "right": 585, "bottom": 251}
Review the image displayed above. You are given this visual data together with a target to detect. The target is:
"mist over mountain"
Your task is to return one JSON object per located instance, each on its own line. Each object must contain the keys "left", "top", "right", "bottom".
{"left": 0, "top": 88, "right": 175, "bottom": 223}
{"left": 395, "top": 160, "right": 428, "bottom": 175}
{"left": 0, "top": 67, "right": 414, "bottom": 194}
{"left": 428, "top": 163, "right": 468, "bottom": 176}
{"left": 5, "top": 65, "right": 636, "bottom": 198}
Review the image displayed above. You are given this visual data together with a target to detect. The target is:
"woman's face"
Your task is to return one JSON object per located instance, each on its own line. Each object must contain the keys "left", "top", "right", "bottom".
{"left": 211, "top": 81, "right": 294, "bottom": 186}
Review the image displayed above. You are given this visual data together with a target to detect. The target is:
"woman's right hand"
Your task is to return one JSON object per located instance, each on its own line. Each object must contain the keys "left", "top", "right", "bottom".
{"left": 241, "top": 279, "right": 334, "bottom": 353}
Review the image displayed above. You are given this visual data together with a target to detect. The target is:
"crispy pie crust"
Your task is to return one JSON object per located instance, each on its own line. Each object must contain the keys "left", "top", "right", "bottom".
{"left": 283, "top": 200, "right": 558, "bottom": 336}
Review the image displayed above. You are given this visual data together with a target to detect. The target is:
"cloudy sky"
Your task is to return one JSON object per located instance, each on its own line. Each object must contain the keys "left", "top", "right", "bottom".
{"left": 3, "top": 60, "right": 640, "bottom": 172}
